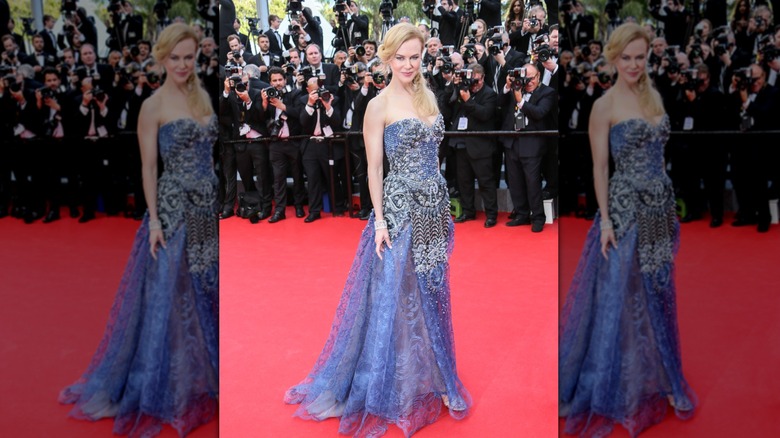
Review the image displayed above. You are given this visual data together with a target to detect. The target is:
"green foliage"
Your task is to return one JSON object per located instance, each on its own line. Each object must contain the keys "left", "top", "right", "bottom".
{"left": 232, "top": 0, "right": 288, "bottom": 36}
{"left": 580, "top": 0, "right": 652, "bottom": 41}
{"left": 9, "top": 0, "right": 62, "bottom": 28}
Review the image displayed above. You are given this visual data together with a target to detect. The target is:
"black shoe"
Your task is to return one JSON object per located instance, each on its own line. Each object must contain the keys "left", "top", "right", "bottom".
{"left": 542, "top": 190, "right": 557, "bottom": 200}
{"left": 506, "top": 217, "right": 531, "bottom": 227}
{"left": 757, "top": 221, "right": 770, "bottom": 233}
{"left": 268, "top": 211, "right": 286, "bottom": 223}
{"left": 24, "top": 210, "right": 42, "bottom": 224}
{"left": 484, "top": 218, "right": 497, "bottom": 228}
{"left": 304, "top": 212, "right": 321, "bottom": 223}
{"left": 220, "top": 209, "right": 234, "bottom": 219}
{"left": 508, "top": 208, "right": 518, "bottom": 220}
{"left": 709, "top": 217, "right": 723, "bottom": 228}
{"left": 453, "top": 214, "right": 475, "bottom": 223}
{"left": 295, "top": 206, "right": 306, "bottom": 218}
{"left": 679, "top": 213, "right": 700, "bottom": 223}
{"left": 43, "top": 210, "right": 61, "bottom": 223}
{"left": 359, "top": 209, "right": 371, "bottom": 220}
{"left": 258, "top": 208, "right": 272, "bottom": 220}
{"left": 69, "top": 206, "right": 80, "bottom": 218}
{"left": 531, "top": 222, "right": 544, "bottom": 233}
{"left": 78, "top": 212, "right": 95, "bottom": 223}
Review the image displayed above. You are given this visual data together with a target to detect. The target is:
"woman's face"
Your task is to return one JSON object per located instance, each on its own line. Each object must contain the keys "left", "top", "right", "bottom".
{"left": 389, "top": 38, "right": 422, "bottom": 86}
{"left": 475, "top": 21, "right": 485, "bottom": 36}
{"left": 615, "top": 38, "right": 648, "bottom": 86}
{"left": 512, "top": 1, "right": 522, "bottom": 15}
{"left": 162, "top": 38, "right": 197, "bottom": 86}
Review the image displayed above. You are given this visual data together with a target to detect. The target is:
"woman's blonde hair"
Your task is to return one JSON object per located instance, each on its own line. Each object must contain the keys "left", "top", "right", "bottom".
{"left": 604, "top": 23, "right": 664, "bottom": 117}
{"left": 152, "top": 23, "right": 213, "bottom": 118}
{"left": 377, "top": 23, "right": 438, "bottom": 117}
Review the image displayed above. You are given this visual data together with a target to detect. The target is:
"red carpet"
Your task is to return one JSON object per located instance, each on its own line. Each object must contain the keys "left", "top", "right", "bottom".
{"left": 0, "top": 213, "right": 217, "bottom": 437}
{"left": 221, "top": 208, "right": 559, "bottom": 437}
{"left": 559, "top": 214, "right": 780, "bottom": 437}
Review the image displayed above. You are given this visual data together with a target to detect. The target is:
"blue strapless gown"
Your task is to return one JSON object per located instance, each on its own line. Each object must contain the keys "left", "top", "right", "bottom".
{"left": 284, "top": 114, "right": 472, "bottom": 437}
{"left": 559, "top": 115, "right": 697, "bottom": 437}
{"left": 59, "top": 116, "right": 220, "bottom": 437}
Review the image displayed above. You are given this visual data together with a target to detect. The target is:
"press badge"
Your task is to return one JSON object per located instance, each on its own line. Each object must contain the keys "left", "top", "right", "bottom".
{"left": 457, "top": 117, "right": 468, "bottom": 130}
{"left": 514, "top": 112, "right": 526, "bottom": 131}
{"left": 322, "top": 125, "right": 334, "bottom": 137}
{"left": 683, "top": 117, "right": 693, "bottom": 130}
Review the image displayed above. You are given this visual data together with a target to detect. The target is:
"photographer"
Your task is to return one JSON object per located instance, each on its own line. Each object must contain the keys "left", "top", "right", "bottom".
{"left": 511, "top": 4, "right": 549, "bottom": 57}
{"left": 246, "top": 34, "right": 283, "bottom": 82}
{"left": 442, "top": 64, "right": 499, "bottom": 228}
{"left": 343, "top": 61, "right": 375, "bottom": 219}
{"left": 105, "top": 1, "right": 143, "bottom": 52}
{"left": 262, "top": 66, "right": 306, "bottom": 222}
{"left": 726, "top": 64, "right": 779, "bottom": 232}
{"left": 298, "top": 76, "right": 342, "bottom": 222}
{"left": 485, "top": 32, "right": 525, "bottom": 94}
{"left": 78, "top": 43, "right": 114, "bottom": 93}
{"left": 498, "top": 64, "right": 556, "bottom": 232}
{"left": 1, "top": 34, "right": 26, "bottom": 67}
{"left": 477, "top": 0, "right": 501, "bottom": 27}
{"left": 35, "top": 67, "right": 69, "bottom": 223}
{"left": 649, "top": 0, "right": 689, "bottom": 47}
{"left": 287, "top": 6, "right": 323, "bottom": 53}
{"left": 537, "top": 25, "right": 559, "bottom": 91}
{"left": 41, "top": 15, "right": 58, "bottom": 56}
{"left": 28, "top": 34, "right": 58, "bottom": 82}
{"left": 303, "top": 44, "right": 340, "bottom": 95}
{"left": 560, "top": 0, "right": 594, "bottom": 51}
{"left": 72, "top": 75, "right": 110, "bottom": 223}
{"left": 431, "top": 0, "right": 463, "bottom": 48}
{"left": 233, "top": 18, "right": 252, "bottom": 56}
{"left": 672, "top": 64, "right": 728, "bottom": 226}
{"left": 735, "top": 5, "right": 773, "bottom": 55}
{"left": 226, "top": 34, "right": 248, "bottom": 67}
{"left": 220, "top": 68, "right": 272, "bottom": 222}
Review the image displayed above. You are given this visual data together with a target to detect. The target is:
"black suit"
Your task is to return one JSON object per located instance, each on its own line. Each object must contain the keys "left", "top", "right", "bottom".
{"left": 499, "top": 83, "right": 556, "bottom": 225}
{"left": 511, "top": 25, "right": 550, "bottom": 56}
{"left": 219, "top": 0, "right": 237, "bottom": 65}
{"left": 79, "top": 63, "right": 115, "bottom": 95}
{"left": 431, "top": 7, "right": 463, "bottom": 48}
{"left": 477, "top": 0, "right": 502, "bottom": 27}
{"left": 265, "top": 28, "right": 287, "bottom": 57}
{"left": 443, "top": 85, "right": 499, "bottom": 219}
{"left": 346, "top": 14, "right": 369, "bottom": 46}
{"left": 40, "top": 29, "right": 58, "bottom": 56}
{"left": 266, "top": 89, "right": 306, "bottom": 214}
{"left": 304, "top": 62, "right": 341, "bottom": 96}
{"left": 299, "top": 95, "right": 342, "bottom": 215}
{"left": 485, "top": 49, "right": 526, "bottom": 93}
{"left": 302, "top": 8, "right": 324, "bottom": 51}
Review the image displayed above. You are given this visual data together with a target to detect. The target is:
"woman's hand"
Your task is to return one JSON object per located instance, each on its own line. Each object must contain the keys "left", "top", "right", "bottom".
{"left": 600, "top": 227, "right": 617, "bottom": 260}
{"left": 149, "top": 228, "right": 167, "bottom": 260}
{"left": 375, "top": 228, "right": 392, "bottom": 259}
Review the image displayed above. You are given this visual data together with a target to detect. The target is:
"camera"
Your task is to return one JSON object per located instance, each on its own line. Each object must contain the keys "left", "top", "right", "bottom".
{"left": 534, "top": 34, "right": 552, "bottom": 62}
{"left": 264, "top": 86, "right": 283, "bottom": 99}
{"left": 355, "top": 43, "right": 366, "bottom": 57}
{"left": 463, "top": 42, "right": 476, "bottom": 60}
{"left": 3, "top": 74, "right": 21, "bottom": 92}
{"left": 246, "top": 17, "right": 262, "bottom": 36}
{"left": 371, "top": 71, "right": 385, "bottom": 85}
{"left": 455, "top": 68, "right": 473, "bottom": 90}
{"left": 341, "top": 64, "right": 361, "bottom": 85}
{"left": 153, "top": 0, "right": 171, "bottom": 20}
{"left": 286, "top": 0, "right": 303, "bottom": 13}
{"left": 508, "top": 67, "right": 529, "bottom": 90}
{"left": 529, "top": 17, "right": 539, "bottom": 28}
{"left": 316, "top": 87, "right": 332, "bottom": 101}
{"left": 681, "top": 69, "right": 701, "bottom": 90}
{"left": 688, "top": 44, "right": 703, "bottom": 61}
{"left": 733, "top": 67, "right": 754, "bottom": 90}
{"left": 39, "top": 86, "right": 56, "bottom": 100}
{"left": 146, "top": 71, "right": 160, "bottom": 85}
{"left": 281, "top": 63, "right": 297, "bottom": 75}
{"left": 439, "top": 56, "right": 454, "bottom": 74}
{"left": 761, "top": 46, "right": 780, "bottom": 64}
{"left": 93, "top": 86, "right": 106, "bottom": 101}
{"left": 379, "top": 0, "right": 395, "bottom": 22}
{"left": 488, "top": 26, "right": 504, "bottom": 56}
{"left": 231, "top": 50, "right": 242, "bottom": 63}
{"left": 596, "top": 71, "right": 612, "bottom": 85}
{"left": 440, "top": 45, "right": 454, "bottom": 57}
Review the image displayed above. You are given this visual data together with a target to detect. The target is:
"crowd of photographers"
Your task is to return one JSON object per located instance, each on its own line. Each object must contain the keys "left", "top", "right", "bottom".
{"left": 0, "top": 0, "right": 219, "bottom": 224}
{"left": 559, "top": 0, "right": 780, "bottom": 232}
{"left": 220, "top": 0, "right": 559, "bottom": 232}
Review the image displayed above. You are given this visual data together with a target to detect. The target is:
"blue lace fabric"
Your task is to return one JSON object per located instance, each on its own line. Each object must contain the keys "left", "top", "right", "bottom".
{"left": 284, "top": 114, "right": 472, "bottom": 437}
{"left": 59, "top": 116, "right": 220, "bottom": 438}
{"left": 559, "top": 115, "right": 697, "bottom": 437}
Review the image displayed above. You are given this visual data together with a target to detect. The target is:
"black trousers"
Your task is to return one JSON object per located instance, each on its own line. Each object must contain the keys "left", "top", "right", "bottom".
{"left": 505, "top": 146, "right": 545, "bottom": 224}
{"left": 77, "top": 139, "right": 99, "bottom": 215}
{"left": 220, "top": 140, "right": 239, "bottom": 211}
{"left": 269, "top": 140, "right": 306, "bottom": 212}
{"left": 731, "top": 142, "right": 771, "bottom": 225}
{"left": 244, "top": 141, "right": 273, "bottom": 212}
{"left": 455, "top": 148, "right": 498, "bottom": 219}
{"left": 16, "top": 138, "right": 45, "bottom": 214}
{"left": 349, "top": 136, "right": 372, "bottom": 212}
{"left": 302, "top": 139, "right": 329, "bottom": 214}
{"left": 542, "top": 138, "right": 559, "bottom": 197}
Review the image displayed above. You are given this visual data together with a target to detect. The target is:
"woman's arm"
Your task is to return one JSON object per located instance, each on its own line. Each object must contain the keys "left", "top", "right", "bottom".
{"left": 363, "top": 96, "right": 391, "bottom": 258}
{"left": 137, "top": 98, "right": 165, "bottom": 258}
{"left": 588, "top": 96, "right": 616, "bottom": 259}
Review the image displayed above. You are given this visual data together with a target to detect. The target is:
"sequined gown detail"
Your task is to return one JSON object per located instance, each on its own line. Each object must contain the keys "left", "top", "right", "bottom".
{"left": 559, "top": 115, "right": 697, "bottom": 437}
{"left": 284, "top": 114, "right": 472, "bottom": 437}
{"left": 59, "top": 117, "right": 219, "bottom": 438}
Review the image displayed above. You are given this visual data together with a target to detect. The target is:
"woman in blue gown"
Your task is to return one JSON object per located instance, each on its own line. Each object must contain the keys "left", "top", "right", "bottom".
{"left": 558, "top": 23, "right": 697, "bottom": 437}
{"left": 59, "top": 23, "right": 219, "bottom": 437}
{"left": 284, "top": 23, "right": 472, "bottom": 437}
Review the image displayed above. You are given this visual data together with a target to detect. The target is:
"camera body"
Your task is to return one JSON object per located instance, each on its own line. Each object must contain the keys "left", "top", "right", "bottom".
{"left": 487, "top": 26, "right": 504, "bottom": 56}
{"left": 681, "top": 69, "right": 702, "bottom": 91}
{"left": 371, "top": 71, "right": 385, "bottom": 85}
{"left": 509, "top": 67, "right": 529, "bottom": 90}
{"left": 733, "top": 67, "right": 754, "bottom": 90}
{"left": 265, "top": 86, "right": 283, "bottom": 99}
{"left": 341, "top": 64, "right": 361, "bottom": 85}
{"left": 455, "top": 68, "right": 473, "bottom": 90}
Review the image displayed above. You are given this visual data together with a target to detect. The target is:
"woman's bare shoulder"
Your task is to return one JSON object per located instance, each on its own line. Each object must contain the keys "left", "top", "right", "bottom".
{"left": 365, "top": 94, "right": 388, "bottom": 123}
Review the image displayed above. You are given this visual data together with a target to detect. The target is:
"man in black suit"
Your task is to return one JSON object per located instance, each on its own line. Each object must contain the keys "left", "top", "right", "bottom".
{"left": 486, "top": 32, "right": 526, "bottom": 95}
{"left": 511, "top": 4, "right": 549, "bottom": 57}
{"left": 300, "top": 7, "right": 324, "bottom": 52}
{"left": 78, "top": 44, "right": 114, "bottom": 93}
{"left": 106, "top": 1, "right": 143, "bottom": 52}
{"left": 299, "top": 76, "right": 341, "bottom": 222}
{"left": 443, "top": 64, "right": 500, "bottom": 228}
{"left": 536, "top": 24, "right": 559, "bottom": 200}
{"left": 72, "top": 76, "right": 111, "bottom": 223}
{"left": 431, "top": 0, "right": 463, "bottom": 48}
{"left": 303, "top": 44, "right": 340, "bottom": 95}
{"left": 35, "top": 68, "right": 69, "bottom": 223}
{"left": 262, "top": 67, "right": 306, "bottom": 222}
{"left": 265, "top": 14, "right": 288, "bottom": 58}
{"left": 40, "top": 15, "right": 58, "bottom": 56}
{"left": 246, "top": 34, "right": 283, "bottom": 82}
{"left": 220, "top": 72, "right": 272, "bottom": 222}
{"left": 346, "top": 1, "right": 369, "bottom": 46}
{"left": 219, "top": 0, "right": 237, "bottom": 65}
{"left": 499, "top": 63, "right": 556, "bottom": 232}
{"left": 0, "top": 0, "right": 9, "bottom": 39}
{"left": 29, "top": 34, "right": 58, "bottom": 82}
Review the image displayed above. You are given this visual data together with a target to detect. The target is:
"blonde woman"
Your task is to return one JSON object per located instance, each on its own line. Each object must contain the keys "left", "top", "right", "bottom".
{"left": 59, "top": 23, "right": 218, "bottom": 437}
{"left": 284, "top": 23, "right": 471, "bottom": 437}
{"left": 558, "top": 23, "right": 696, "bottom": 437}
